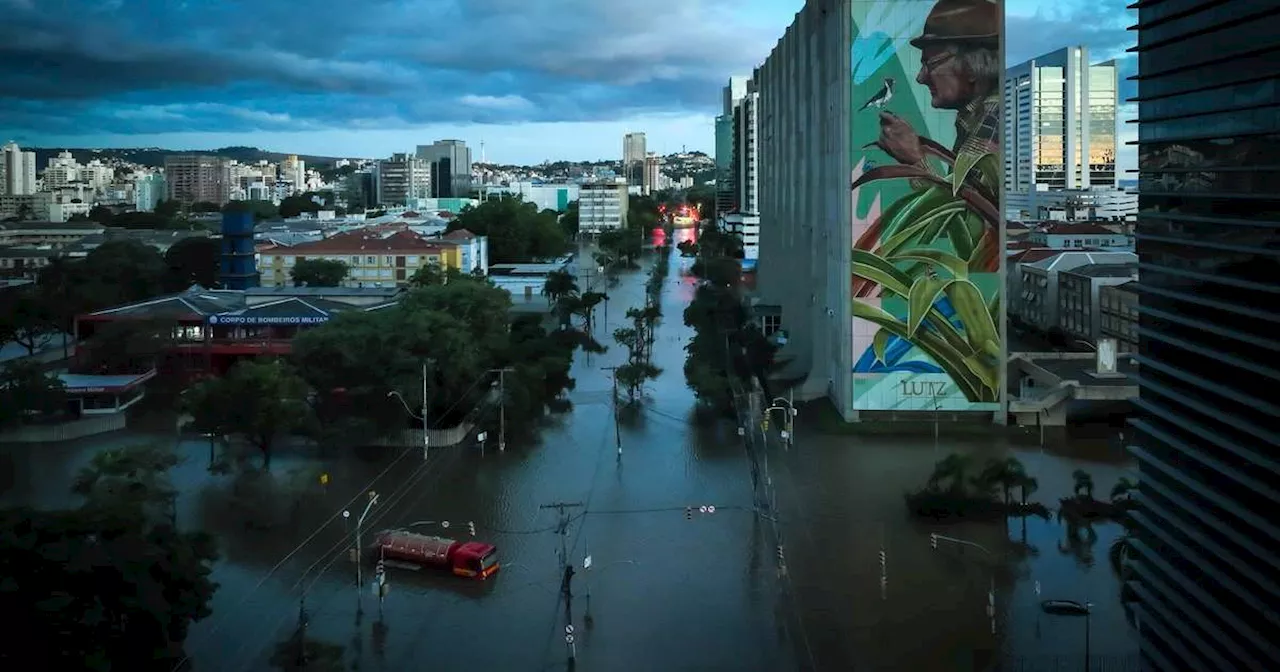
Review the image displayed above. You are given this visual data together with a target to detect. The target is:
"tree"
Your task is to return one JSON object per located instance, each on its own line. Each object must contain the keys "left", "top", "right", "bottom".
{"left": 598, "top": 226, "right": 642, "bottom": 269}
{"left": 279, "top": 194, "right": 325, "bottom": 219}
{"left": 1110, "top": 477, "right": 1137, "bottom": 504}
{"left": 1072, "top": 469, "right": 1095, "bottom": 500}
{"left": 164, "top": 236, "right": 220, "bottom": 290}
{"left": 76, "top": 319, "right": 172, "bottom": 375}
{"left": 0, "top": 442, "right": 218, "bottom": 670}
{"left": 39, "top": 239, "right": 167, "bottom": 322}
{"left": 290, "top": 259, "right": 348, "bottom": 287}
{"left": 223, "top": 199, "right": 279, "bottom": 221}
{"left": 154, "top": 198, "right": 181, "bottom": 220}
{"left": 446, "top": 195, "right": 568, "bottom": 263}
{"left": 560, "top": 200, "right": 580, "bottom": 238}
{"left": 183, "top": 358, "right": 312, "bottom": 470}
{"left": 189, "top": 201, "right": 221, "bottom": 214}
{"left": 0, "top": 360, "right": 66, "bottom": 428}
{"left": 579, "top": 290, "right": 607, "bottom": 332}
{"left": 88, "top": 204, "right": 116, "bottom": 224}
{"left": 0, "top": 287, "right": 58, "bottom": 356}
{"left": 542, "top": 268, "right": 579, "bottom": 305}
{"left": 926, "top": 453, "right": 974, "bottom": 494}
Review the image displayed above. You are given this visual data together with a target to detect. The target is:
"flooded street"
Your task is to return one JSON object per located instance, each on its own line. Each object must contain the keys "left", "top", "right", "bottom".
{"left": 0, "top": 236, "right": 1138, "bottom": 671}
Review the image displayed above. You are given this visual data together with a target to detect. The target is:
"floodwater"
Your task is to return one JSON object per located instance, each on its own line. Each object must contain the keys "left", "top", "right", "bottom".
{"left": 0, "top": 234, "right": 1138, "bottom": 671}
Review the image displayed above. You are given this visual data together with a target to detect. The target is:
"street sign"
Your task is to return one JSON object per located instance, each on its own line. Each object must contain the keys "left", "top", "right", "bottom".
{"left": 565, "top": 625, "right": 574, "bottom": 635}
{"left": 707, "top": 505, "right": 715, "bottom": 514}
{"left": 780, "top": 430, "right": 789, "bottom": 440}
{"left": 441, "top": 521, "right": 450, "bottom": 528}
{"left": 319, "top": 473, "right": 329, "bottom": 486}
{"left": 477, "top": 432, "right": 488, "bottom": 442}
{"left": 737, "top": 427, "right": 745, "bottom": 436}
{"left": 699, "top": 506, "right": 708, "bottom": 513}
{"left": 582, "top": 556, "right": 592, "bottom": 570}
{"left": 565, "top": 634, "right": 575, "bottom": 644}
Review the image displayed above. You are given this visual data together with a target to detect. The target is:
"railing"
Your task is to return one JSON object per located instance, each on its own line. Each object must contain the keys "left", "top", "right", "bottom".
{"left": 370, "top": 424, "right": 474, "bottom": 449}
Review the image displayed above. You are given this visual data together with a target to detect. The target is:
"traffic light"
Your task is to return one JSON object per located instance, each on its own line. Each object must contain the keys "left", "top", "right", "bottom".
{"left": 930, "top": 533, "right": 938, "bottom": 550}
{"left": 761, "top": 418, "right": 769, "bottom": 432}
{"left": 685, "top": 507, "right": 693, "bottom": 520}
{"left": 468, "top": 521, "right": 476, "bottom": 537}
{"left": 878, "top": 550, "right": 886, "bottom": 567}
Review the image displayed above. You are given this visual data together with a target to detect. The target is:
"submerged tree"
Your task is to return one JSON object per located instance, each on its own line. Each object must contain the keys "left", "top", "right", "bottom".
{"left": 183, "top": 358, "right": 313, "bottom": 470}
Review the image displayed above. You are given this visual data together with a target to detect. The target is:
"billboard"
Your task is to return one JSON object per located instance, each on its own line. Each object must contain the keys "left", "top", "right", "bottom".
{"left": 849, "top": 0, "right": 1004, "bottom": 411}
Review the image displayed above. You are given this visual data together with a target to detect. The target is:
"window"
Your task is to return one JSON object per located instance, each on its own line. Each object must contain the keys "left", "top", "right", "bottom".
{"left": 351, "top": 256, "right": 359, "bottom": 265}
{"left": 261, "top": 255, "right": 274, "bottom": 264}
{"left": 407, "top": 255, "right": 419, "bottom": 265}
{"left": 285, "top": 256, "right": 295, "bottom": 265}
{"left": 384, "top": 256, "right": 393, "bottom": 265}
{"left": 366, "top": 256, "right": 376, "bottom": 264}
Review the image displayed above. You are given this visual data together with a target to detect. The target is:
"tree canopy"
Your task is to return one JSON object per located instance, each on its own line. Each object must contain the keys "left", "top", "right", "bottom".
{"left": 0, "top": 443, "right": 218, "bottom": 670}
{"left": 0, "top": 360, "right": 66, "bottom": 428}
{"left": 164, "top": 236, "right": 220, "bottom": 290}
{"left": 183, "top": 358, "right": 312, "bottom": 470}
{"left": 445, "top": 195, "right": 569, "bottom": 263}
{"left": 290, "top": 258, "right": 349, "bottom": 287}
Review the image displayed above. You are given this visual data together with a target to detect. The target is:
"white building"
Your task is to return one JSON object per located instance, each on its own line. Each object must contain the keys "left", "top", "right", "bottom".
{"left": 1028, "top": 221, "right": 1130, "bottom": 249}
{"left": 755, "top": 1, "right": 852, "bottom": 416}
{"left": 1006, "top": 186, "right": 1136, "bottom": 222}
{"left": 2, "top": 142, "right": 37, "bottom": 196}
{"left": 578, "top": 179, "right": 629, "bottom": 232}
{"left": 1004, "top": 46, "right": 1119, "bottom": 193}
{"left": 135, "top": 173, "right": 167, "bottom": 212}
{"left": 281, "top": 155, "right": 306, "bottom": 196}
{"left": 484, "top": 182, "right": 579, "bottom": 212}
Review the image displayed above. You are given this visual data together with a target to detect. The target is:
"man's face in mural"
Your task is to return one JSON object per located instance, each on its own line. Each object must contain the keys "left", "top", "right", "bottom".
{"left": 916, "top": 45, "right": 974, "bottom": 111}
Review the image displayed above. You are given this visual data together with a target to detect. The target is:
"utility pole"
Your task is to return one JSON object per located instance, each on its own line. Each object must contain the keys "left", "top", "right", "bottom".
{"left": 344, "top": 490, "right": 380, "bottom": 617}
{"left": 602, "top": 366, "right": 622, "bottom": 458}
{"left": 541, "top": 501, "right": 584, "bottom": 571}
{"left": 422, "top": 360, "right": 431, "bottom": 461}
{"left": 489, "top": 368, "right": 515, "bottom": 451}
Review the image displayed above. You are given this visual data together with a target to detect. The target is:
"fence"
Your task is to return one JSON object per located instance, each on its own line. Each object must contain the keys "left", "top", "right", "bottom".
{"left": 371, "top": 424, "right": 474, "bottom": 449}
{"left": 0, "top": 414, "right": 126, "bottom": 443}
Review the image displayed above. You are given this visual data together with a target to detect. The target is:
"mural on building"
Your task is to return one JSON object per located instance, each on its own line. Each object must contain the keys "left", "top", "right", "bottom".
{"left": 849, "top": 0, "right": 1004, "bottom": 410}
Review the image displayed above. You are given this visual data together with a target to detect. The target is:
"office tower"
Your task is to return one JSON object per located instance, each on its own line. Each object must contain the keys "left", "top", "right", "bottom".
{"left": 416, "top": 140, "right": 472, "bottom": 198}
{"left": 622, "top": 132, "right": 646, "bottom": 185}
{"left": 1005, "top": 46, "right": 1118, "bottom": 192}
{"left": 375, "top": 153, "right": 431, "bottom": 206}
{"left": 578, "top": 179, "right": 629, "bottom": 232}
{"left": 2, "top": 141, "right": 37, "bottom": 196}
{"left": 642, "top": 153, "right": 661, "bottom": 195}
{"left": 280, "top": 154, "right": 306, "bottom": 194}
{"left": 714, "top": 114, "right": 735, "bottom": 214}
{"left": 164, "top": 155, "right": 230, "bottom": 205}
{"left": 1127, "top": 2, "right": 1280, "bottom": 671}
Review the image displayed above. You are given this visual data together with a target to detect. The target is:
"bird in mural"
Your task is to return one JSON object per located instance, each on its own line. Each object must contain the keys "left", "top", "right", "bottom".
{"left": 858, "top": 77, "right": 895, "bottom": 111}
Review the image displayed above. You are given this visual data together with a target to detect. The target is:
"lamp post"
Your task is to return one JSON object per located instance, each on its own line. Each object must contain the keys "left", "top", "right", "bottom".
{"left": 1039, "top": 599, "right": 1092, "bottom": 671}
{"left": 344, "top": 490, "right": 379, "bottom": 616}
{"left": 387, "top": 359, "right": 434, "bottom": 460}
{"left": 764, "top": 395, "right": 798, "bottom": 448}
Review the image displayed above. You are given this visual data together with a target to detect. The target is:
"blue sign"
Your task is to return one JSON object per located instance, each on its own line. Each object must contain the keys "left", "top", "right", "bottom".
{"left": 208, "top": 314, "right": 329, "bottom": 326}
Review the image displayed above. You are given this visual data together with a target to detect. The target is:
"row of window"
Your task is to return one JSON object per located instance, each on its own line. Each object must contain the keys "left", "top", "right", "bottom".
{"left": 260, "top": 254, "right": 439, "bottom": 267}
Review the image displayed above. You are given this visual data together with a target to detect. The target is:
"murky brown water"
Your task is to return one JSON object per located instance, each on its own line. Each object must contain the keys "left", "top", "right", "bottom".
{"left": 0, "top": 239, "right": 1137, "bottom": 671}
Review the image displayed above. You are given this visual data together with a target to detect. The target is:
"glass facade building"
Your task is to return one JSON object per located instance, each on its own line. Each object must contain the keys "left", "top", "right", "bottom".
{"left": 1004, "top": 47, "right": 1118, "bottom": 192}
{"left": 1127, "top": 0, "right": 1280, "bottom": 670}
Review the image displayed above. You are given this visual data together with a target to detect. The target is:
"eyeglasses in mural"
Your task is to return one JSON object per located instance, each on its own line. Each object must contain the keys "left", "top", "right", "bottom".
{"left": 849, "top": 0, "right": 1004, "bottom": 410}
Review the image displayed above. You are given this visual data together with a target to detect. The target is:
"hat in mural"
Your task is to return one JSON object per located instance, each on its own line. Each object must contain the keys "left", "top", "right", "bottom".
{"left": 910, "top": 0, "right": 1001, "bottom": 49}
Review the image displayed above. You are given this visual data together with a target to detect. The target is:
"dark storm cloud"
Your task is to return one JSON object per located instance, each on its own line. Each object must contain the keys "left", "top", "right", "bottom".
{"left": 0, "top": 0, "right": 769, "bottom": 136}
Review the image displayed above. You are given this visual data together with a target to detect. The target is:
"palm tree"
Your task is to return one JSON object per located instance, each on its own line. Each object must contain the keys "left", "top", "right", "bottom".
{"left": 1110, "top": 477, "right": 1137, "bottom": 504}
{"left": 1072, "top": 469, "right": 1095, "bottom": 500}
{"left": 579, "top": 291, "right": 607, "bottom": 330}
{"left": 928, "top": 453, "right": 974, "bottom": 494}
{"left": 542, "top": 269, "right": 579, "bottom": 305}
{"left": 1019, "top": 474, "right": 1039, "bottom": 507}
{"left": 978, "top": 457, "right": 1027, "bottom": 505}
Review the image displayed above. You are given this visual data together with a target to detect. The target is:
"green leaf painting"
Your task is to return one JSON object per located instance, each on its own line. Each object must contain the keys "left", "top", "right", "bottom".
{"left": 850, "top": 0, "right": 1004, "bottom": 408}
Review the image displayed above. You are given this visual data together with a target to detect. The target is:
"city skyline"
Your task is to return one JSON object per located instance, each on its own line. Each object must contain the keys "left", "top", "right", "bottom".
{"left": 1, "top": 0, "right": 1136, "bottom": 167}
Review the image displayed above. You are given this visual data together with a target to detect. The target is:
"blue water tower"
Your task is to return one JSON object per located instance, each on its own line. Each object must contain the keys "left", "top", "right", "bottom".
{"left": 220, "top": 211, "right": 260, "bottom": 289}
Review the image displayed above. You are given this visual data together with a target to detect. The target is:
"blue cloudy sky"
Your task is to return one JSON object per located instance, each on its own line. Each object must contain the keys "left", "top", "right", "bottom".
{"left": 0, "top": 0, "right": 1136, "bottom": 167}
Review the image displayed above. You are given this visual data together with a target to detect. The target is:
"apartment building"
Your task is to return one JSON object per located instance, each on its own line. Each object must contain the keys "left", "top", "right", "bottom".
{"left": 1128, "top": 2, "right": 1280, "bottom": 669}
{"left": 1097, "top": 281, "right": 1137, "bottom": 353}
{"left": 1011, "top": 250, "right": 1137, "bottom": 332}
{"left": 257, "top": 229, "right": 461, "bottom": 288}
{"left": 622, "top": 132, "right": 646, "bottom": 185}
{"left": 1028, "top": 221, "right": 1130, "bottom": 249}
{"left": 578, "top": 179, "right": 629, "bottom": 232}
{"left": 2, "top": 142, "right": 37, "bottom": 196}
{"left": 164, "top": 155, "right": 230, "bottom": 206}
{"left": 642, "top": 153, "right": 661, "bottom": 195}
{"left": 1056, "top": 263, "right": 1138, "bottom": 345}
{"left": 375, "top": 154, "right": 431, "bottom": 207}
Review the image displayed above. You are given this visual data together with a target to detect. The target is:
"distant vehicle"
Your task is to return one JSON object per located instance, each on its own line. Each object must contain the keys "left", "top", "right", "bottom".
{"left": 1040, "top": 600, "right": 1090, "bottom": 616}
{"left": 371, "top": 529, "right": 500, "bottom": 580}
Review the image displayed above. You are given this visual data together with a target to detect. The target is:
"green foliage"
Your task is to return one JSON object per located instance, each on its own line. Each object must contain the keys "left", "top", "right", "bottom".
{"left": 75, "top": 319, "right": 172, "bottom": 375}
{"left": 0, "top": 360, "right": 66, "bottom": 428}
{"left": 909, "top": 452, "right": 1047, "bottom": 520}
{"left": 279, "top": 192, "right": 335, "bottom": 219}
{"left": 37, "top": 240, "right": 169, "bottom": 332}
{"left": 408, "top": 263, "right": 477, "bottom": 287}
{"left": 183, "top": 358, "right": 312, "bottom": 470}
{"left": 1072, "top": 469, "right": 1095, "bottom": 500}
{"left": 223, "top": 199, "right": 280, "bottom": 221}
{"left": 447, "top": 195, "right": 568, "bottom": 263}
{"left": 0, "top": 443, "right": 218, "bottom": 670}
{"left": 542, "top": 268, "right": 579, "bottom": 304}
{"left": 597, "top": 227, "right": 642, "bottom": 270}
{"left": 290, "top": 258, "right": 349, "bottom": 287}
{"left": 0, "top": 286, "right": 58, "bottom": 356}
{"left": 559, "top": 200, "right": 579, "bottom": 238}
{"left": 164, "top": 236, "right": 220, "bottom": 290}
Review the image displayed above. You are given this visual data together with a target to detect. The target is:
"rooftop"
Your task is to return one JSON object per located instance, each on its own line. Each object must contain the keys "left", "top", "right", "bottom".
{"left": 0, "top": 220, "right": 106, "bottom": 232}
{"left": 1011, "top": 248, "right": 1072, "bottom": 264}
{"left": 289, "top": 230, "right": 448, "bottom": 254}
{"left": 441, "top": 228, "right": 477, "bottom": 241}
{"left": 1038, "top": 222, "right": 1123, "bottom": 236}
{"left": 1066, "top": 263, "right": 1139, "bottom": 279}
{"left": 0, "top": 246, "right": 58, "bottom": 259}
{"left": 58, "top": 370, "right": 156, "bottom": 392}
{"left": 1032, "top": 251, "right": 1138, "bottom": 272}
{"left": 83, "top": 285, "right": 245, "bottom": 320}
{"left": 245, "top": 286, "right": 403, "bottom": 298}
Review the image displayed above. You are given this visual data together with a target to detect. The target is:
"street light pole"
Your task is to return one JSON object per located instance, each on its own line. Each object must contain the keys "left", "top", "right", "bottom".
{"left": 489, "top": 368, "right": 515, "bottom": 451}
{"left": 345, "top": 490, "right": 379, "bottom": 616}
{"left": 422, "top": 361, "right": 430, "bottom": 461}
{"left": 602, "top": 366, "right": 622, "bottom": 458}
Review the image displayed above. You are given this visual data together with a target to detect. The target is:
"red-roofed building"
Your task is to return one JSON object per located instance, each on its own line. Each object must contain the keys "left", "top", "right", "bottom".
{"left": 435, "top": 228, "right": 489, "bottom": 275}
{"left": 257, "top": 229, "right": 462, "bottom": 287}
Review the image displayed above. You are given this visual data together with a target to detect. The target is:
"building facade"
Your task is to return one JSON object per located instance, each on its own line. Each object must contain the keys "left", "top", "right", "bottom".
{"left": 1028, "top": 221, "right": 1130, "bottom": 249}
{"left": 375, "top": 154, "right": 432, "bottom": 207}
{"left": 135, "top": 173, "right": 167, "bottom": 212}
{"left": 164, "top": 155, "right": 230, "bottom": 206}
{"left": 2, "top": 142, "right": 37, "bottom": 196}
{"left": 1006, "top": 185, "right": 1137, "bottom": 221}
{"left": 1056, "top": 263, "right": 1137, "bottom": 345}
{"left": 1097, "top": 281, "right": 1137, "bottom": 353}
{"left": 622, "top": 132, "right": 646, "bottom": 185}
{"left": 1127, "top": 2, "right": 1280, "bottom": 670}
{"left": 416, "top": 140, "right": 472, "bottom": 198}
{"left": 578, "top": 179, "right": 629, "bottom": 232}
{"left": 257, "top": 229, "right": 460, "bottom": 287}
{"left": 1004, "top": 46, "right": 1119, "bottom": 193}
{"left": 757, "top": 0, "right": 1006, "bottom": 420}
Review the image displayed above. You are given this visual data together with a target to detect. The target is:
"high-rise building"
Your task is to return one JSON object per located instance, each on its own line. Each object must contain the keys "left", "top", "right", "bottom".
{"left": 2, "top": 142, "right": 37, "bottom": 196}
{"left": 164, "top": 155, "right": 230, "bottom": 206}
{"left": 280, "top": 154, "right": 306, "bottom": 195}
{"left": 375, "top": 153, "right": 431, "bottom": 206}
{"left": 578, "top": 179, "right": 629, "bottom": 233}
{"left": 134, "top": 173, "right": 167, "bottom": 212}
{"left": 713, "top": 114, "right": 735, "bottom": 215}
{"left": 416, "top": 140, "right": 472, "bottom": 198}
{"left": 1004, "top": 46, "right": 1118, "bottom": 193}
{"left": 622, "top": 132, "right": 646, "bottom": 185}
{"left": 642, "top": 153, "right": 661, "bottom": 195}
{"left": 1127, "top": 2, "right": 1280, "bottom": 670}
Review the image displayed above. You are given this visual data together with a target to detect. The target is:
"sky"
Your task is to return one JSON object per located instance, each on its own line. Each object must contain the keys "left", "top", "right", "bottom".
{"left": 0, "top": 0, "right": 1137, "bottom": 169}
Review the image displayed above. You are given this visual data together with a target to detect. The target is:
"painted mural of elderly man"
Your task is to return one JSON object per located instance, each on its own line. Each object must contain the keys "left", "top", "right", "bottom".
{"left": 876, "top": 0, "right": 1001, "bottom": 168}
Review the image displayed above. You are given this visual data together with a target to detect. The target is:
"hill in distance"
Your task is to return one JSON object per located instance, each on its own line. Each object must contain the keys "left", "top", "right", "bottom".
{"left": 27, "top": 146, "right": 351, "bottom": 169}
